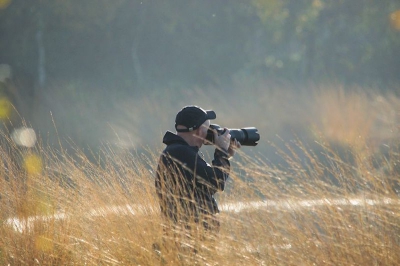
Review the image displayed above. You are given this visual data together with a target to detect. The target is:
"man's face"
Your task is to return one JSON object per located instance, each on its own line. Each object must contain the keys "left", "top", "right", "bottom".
{"left": 199, "top": 119, "right": 210, "bottom": 140}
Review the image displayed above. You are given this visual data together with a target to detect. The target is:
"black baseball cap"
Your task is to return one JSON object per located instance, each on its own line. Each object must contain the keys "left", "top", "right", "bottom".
{"left": 175, "top": 105, "right": 216, "bottom": 132}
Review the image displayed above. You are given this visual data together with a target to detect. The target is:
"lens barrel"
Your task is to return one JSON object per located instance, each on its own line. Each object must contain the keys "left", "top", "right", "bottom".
{"left": 205, "top": 124, "right": 260, "bottom": 146}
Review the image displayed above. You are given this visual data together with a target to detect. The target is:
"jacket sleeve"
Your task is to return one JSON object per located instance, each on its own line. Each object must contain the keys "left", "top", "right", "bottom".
{"left": 165, "top": 145, "right": 230, "bottom": 192}
{"left": 191, "top": 148, "right": 230, "bottom": 192}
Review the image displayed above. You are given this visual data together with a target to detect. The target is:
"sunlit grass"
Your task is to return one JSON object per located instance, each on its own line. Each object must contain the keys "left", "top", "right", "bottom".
{"left": 1, "top": 84, "right": 399, "bottom": 265}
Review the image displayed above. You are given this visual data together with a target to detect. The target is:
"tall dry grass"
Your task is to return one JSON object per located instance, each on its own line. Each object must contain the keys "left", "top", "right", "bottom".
{"left": 0, "top": 84, "right": 400, "bottom": 265}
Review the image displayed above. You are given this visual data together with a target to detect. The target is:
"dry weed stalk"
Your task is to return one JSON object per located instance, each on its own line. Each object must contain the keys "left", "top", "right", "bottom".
{"left": 0, "top": 85, "right": 399, "bottom": 265}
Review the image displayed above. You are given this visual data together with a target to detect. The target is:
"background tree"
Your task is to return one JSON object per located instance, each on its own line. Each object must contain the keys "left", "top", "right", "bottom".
{"left": 0, "top": 0, "right": 399, "bottom": 151}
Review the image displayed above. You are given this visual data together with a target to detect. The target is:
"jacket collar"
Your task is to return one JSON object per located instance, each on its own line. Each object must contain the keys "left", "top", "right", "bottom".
{"left": 162, "top": 131, "right": 188, "bottom": 146}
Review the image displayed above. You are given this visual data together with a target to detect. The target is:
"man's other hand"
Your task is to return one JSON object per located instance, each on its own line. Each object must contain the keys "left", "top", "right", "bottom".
{"left": 214, "top": 128, "right": 230, "bottom": 152}
{"left": 227, "top": 138, "right": 241, "bottom": 158}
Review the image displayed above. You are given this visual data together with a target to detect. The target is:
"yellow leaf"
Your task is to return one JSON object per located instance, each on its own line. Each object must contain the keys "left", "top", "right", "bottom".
{"left": 390, "top": 10, "right": 400, "bottom": 31}
{"left": 0, "top": 0, "right": 11, "bottom": 9}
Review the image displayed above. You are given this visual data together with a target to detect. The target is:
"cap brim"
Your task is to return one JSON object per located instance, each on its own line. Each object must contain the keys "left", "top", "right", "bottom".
{"left": 206, "top": 110, "right": 216, "bottom": 120}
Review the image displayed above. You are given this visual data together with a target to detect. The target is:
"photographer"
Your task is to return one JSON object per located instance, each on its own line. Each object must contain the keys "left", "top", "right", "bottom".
{"left": 155, "top": 105, "right": 240, "bottom": 235}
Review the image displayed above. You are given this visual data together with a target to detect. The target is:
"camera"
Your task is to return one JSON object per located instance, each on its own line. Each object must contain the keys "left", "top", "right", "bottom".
{"left": 205, "top": 124, "right": 260, "bottom": 146}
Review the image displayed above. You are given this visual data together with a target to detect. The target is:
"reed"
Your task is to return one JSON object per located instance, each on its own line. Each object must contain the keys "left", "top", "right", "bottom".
{"left": 1, "top": 84, "right": 399, "bottom": 265}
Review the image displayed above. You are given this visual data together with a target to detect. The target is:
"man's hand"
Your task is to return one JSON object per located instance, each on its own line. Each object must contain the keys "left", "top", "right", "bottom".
{"left": 214, "top": 128, "right": 231, "bottom": 152}
{"left": 227, "top": 138, "right": 241, "bottom": 158}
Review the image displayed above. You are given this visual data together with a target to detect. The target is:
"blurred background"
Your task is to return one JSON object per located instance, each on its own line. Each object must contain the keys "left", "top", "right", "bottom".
{"left": 0, "top": 0, "right": 399, "bottom": 162}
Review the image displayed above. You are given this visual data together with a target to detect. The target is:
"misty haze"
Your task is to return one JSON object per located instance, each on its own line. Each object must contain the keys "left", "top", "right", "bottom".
{"left": 1, "top": 1, "right": 400, "bottom": 265}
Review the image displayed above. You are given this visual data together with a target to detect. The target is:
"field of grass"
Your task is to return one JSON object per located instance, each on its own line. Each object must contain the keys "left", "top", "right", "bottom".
{"left": 1, "top": 83, "right": 400, "bottom": 265}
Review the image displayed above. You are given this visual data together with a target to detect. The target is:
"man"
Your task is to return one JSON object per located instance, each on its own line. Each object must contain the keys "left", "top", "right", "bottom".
{"left": 155, "top": 105, "right": 240, "bottom": 234}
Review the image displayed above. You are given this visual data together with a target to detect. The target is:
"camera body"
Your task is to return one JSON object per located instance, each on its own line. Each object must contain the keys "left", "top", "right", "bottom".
{"left": 205, "top": 124, "right": 260, "bottom": 146}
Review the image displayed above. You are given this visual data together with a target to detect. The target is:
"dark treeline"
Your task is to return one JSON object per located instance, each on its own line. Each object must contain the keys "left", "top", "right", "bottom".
{"left": 0, "top": 0, "right": 399, "bottom": 157}
{"left": 0, "top": 0, "right": 399, "bottom": 93}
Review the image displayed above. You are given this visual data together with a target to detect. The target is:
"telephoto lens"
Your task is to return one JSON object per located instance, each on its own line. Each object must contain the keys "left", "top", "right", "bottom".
{"left": 205, "top": 124, "right": 260, "bottom": 146}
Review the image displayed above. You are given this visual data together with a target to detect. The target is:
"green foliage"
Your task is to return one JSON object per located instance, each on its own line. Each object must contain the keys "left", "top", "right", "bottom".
{"left": 0, "top": 0, "right": 399, "bottom": 91}
{"left": 246, "top": 0, "right": 400, "bottom": 83}
{"left": 45, "top": 0, "right": 127, "bottom": 32}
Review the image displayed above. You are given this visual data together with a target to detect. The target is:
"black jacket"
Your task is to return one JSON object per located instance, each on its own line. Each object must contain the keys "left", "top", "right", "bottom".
{"left": 155, "top": 131, "right": 230, "bottom": 223}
